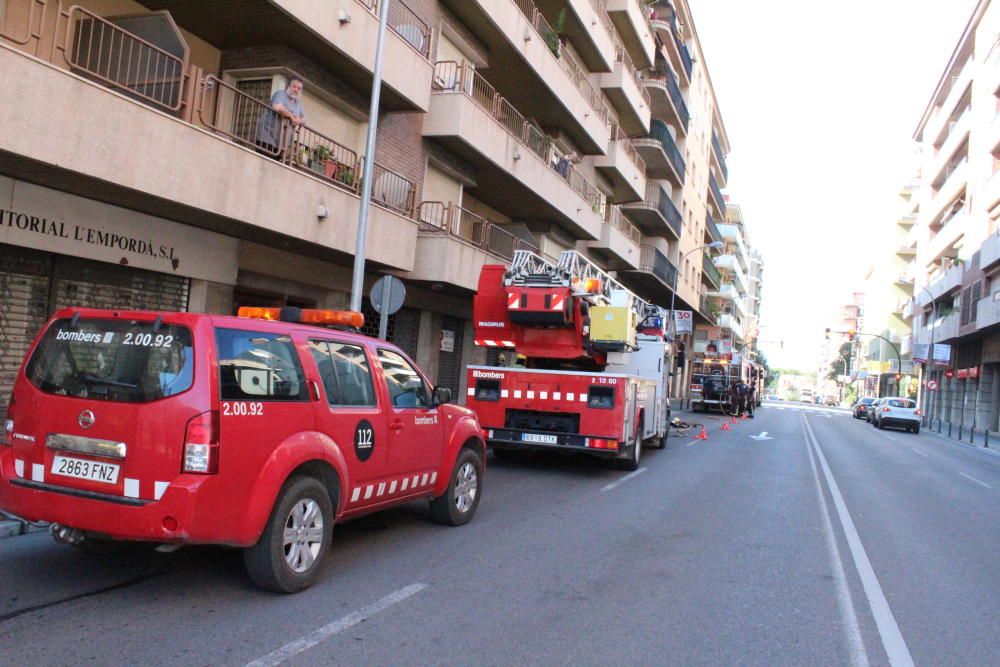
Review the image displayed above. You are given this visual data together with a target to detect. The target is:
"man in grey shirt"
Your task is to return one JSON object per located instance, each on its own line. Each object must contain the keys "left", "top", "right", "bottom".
{"left": 256, "top": 77, "right": 306, "bottom": 158}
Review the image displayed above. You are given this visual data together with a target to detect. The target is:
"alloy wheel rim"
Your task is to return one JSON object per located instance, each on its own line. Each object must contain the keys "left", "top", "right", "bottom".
{"left": 454, "top": 462, "right": 478, "bottom": 513}
{"left": 282, "top": 498, "right": 324, "bottom": 573}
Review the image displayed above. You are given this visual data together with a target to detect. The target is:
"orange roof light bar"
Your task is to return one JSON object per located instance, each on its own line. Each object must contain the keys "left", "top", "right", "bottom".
{"left": 237, "top": 306, "right": 364, "bottom": 329}
{"left": 300, "top": 309, "right": 365, "bottom": 328}
{"left": 237, "top": 307, "right": 281, "bottom": 320}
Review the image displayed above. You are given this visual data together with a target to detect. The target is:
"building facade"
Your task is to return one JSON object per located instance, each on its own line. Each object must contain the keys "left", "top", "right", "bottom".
{"left": 0, "top": 0, "right": 747, "bottom": 416}
{"left": 904, "top": 0, "right": 1000, "bottom": 433}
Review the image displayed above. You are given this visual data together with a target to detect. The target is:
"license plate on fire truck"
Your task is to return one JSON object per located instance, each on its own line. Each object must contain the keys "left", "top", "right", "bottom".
{"left": 521, "top": 433, "right": 558, "bottom": 444}
{"left": 51, "top": 455, "right": 120, "bottom": 484}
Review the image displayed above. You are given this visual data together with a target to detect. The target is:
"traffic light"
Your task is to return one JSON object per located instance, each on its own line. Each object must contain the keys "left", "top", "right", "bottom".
{"left": 944, "top": 368, "right": 955, "bottom": 379}
{"left": 824, "top": 327, "right": 830, "bottom": 340}
{"left": 895, "top": 374, "right": 902, "bottom": 381}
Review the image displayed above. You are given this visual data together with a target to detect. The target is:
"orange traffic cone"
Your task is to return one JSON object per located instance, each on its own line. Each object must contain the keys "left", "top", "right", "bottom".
{"left": 721, "top": 422, "right": 731, "bottom": 431}
{"left": 731, "top": 416, "right": 739, "bottom": 425}
{"left": 741, "top": 413, "right": 749, "bottom": 421}
{"left": 696, "top": 426, "right": 709, "bottom": 440}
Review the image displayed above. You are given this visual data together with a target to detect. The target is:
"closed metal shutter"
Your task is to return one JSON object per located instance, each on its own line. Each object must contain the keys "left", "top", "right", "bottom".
{"left": 436, "top": 316, "right": 465, "bottom": 394}
{"left": 0, "top": 244, "right": 190, "bottom": 418}
{"left": 0, "top": 246, "right": 52, "bottom": 420}
{"left": 300, "top": 90, "right": 363, "bottom": 153}
{"left": 361, "top": 301, "right": 420, "bottom": 360}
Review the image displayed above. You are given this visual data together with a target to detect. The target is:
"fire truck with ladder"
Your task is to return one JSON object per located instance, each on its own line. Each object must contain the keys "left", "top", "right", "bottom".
{"left": 465, "top": 250, "right": 671, "bottom": 470}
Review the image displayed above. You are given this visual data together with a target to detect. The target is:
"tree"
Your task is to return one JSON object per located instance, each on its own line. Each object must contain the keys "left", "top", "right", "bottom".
{"left": 826, "top": 342, "right": 853, "bottom": 381}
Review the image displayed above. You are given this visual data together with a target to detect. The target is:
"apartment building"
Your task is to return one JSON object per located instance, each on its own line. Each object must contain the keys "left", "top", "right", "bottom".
{"left": 693, "top": 199, "right": 762, "bottom": 372}
{"left": 0, "top": 0, "right": 736, "bottom": 415}
{"left": 904, "top": 0, "right": 1000, "bottom": 433}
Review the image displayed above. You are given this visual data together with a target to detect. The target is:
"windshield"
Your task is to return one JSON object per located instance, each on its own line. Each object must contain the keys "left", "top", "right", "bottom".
{"left": 26, "top": 318, "right": 194, "bottom": 403}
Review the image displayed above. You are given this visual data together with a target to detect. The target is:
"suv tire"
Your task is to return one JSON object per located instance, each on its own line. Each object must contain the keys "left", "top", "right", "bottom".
{"left": 244, "top": 475, "right": 333, "bottom": 593}
{"left": 617, "top": 433, "right": 642, "bottom": 471}
{"left": 430, "top": 448, "right": 483, "bottom": 526}
{"left": 912, "top": 424, "right": 920, "bottom": 434}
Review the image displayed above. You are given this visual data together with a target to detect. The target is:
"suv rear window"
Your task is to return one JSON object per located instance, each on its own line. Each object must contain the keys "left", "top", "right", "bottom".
{"left": 216, "top": 329, "right": 307, "bottom": 401}
{"left": 859, "top": 398, "right": 875, "bottom": 405}
{"left": 887, "top": 399, "right": 916, "bottom": 409}
{"left": 26, "top": 318, "right": 194, "bottom": 403}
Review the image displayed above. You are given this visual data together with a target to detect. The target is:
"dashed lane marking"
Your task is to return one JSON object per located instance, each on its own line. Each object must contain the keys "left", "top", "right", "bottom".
{"left": 600, "top": 467, "right": 648, "bottom": 493}
{"left": 245, "top": 583, "right": 428, "bottom": 667}
{"left": 959, "top": 472, "right": 993, "bottom": 489}
{"left": 910, "top": 448, "right": 929, "bottom": 458}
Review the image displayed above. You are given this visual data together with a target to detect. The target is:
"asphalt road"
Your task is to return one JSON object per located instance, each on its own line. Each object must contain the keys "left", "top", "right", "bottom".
{"left": 1, "top": 401, "right": 997, "bottom": 666}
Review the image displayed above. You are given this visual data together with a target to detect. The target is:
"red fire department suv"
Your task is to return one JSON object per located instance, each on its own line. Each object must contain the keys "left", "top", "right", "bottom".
{"left": 0, "top": 306, "right": 485, "bottom": 592}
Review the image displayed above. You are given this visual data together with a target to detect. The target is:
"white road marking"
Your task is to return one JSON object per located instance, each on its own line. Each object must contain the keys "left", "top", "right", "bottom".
{"left": 600, "top": 467, "right": 647, "bottom": 493}
{"left": 245, "top": 583, "right": 428, "bottom": 667}
{"left": 883, "top": 433, "right": 898, "bottom": 442}
{"left": 802, "top": 416, "right": 869, "bottom": 667}
{"left": 685, "top": 440, "right": 698, "bottom": 447}
{"left": 802, "top": 413, "right": 914, "bottom": 667}
{"left": 959, "top": 472, "right": 993, "bottom": 489}
{"left": 909, "top": 448, "right": 929, "bottom": 458}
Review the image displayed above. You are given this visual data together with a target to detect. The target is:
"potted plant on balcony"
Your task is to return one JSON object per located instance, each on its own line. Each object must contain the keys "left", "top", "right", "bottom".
{"left": 310, "top": 145, "right": 335, "bottom": 177}
{"left": 546, "top": 10, "right": 566, "bottom": 58}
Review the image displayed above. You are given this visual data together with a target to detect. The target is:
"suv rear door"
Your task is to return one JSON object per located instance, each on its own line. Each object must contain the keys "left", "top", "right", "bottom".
{"left": 213, "top": 326, "right": 313, "bottom": 511}
{"left": 303, "top": 337, "right": 387, "bottom": 508}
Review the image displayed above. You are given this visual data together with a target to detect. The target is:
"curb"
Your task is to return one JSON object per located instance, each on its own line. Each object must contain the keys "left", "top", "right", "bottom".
{"left": 921, "top": 428, "right": 1000, "bottom": 459}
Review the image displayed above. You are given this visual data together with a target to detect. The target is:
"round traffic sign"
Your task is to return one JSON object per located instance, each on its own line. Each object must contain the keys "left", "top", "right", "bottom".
{"left": 927, "top": 380, "right": 939, "bottom": 391}
{"left": 371, "top": 275, "right": 406, "bottom": 315}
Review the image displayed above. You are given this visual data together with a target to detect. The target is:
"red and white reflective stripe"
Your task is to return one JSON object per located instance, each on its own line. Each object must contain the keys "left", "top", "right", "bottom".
{"left": 14, "top": 458, "right": 172, "bottom": 501}
{"left": 508, "top": 293, "right": 520, "bottom": 309}
{"left": 349, "top": 470, "right": 439, "bottom": 505}
{"left": 475, "top": 339, "right": 516, "bottom": 347}
{"left": 551, "top": 298, "right": 565, "bottom": 311}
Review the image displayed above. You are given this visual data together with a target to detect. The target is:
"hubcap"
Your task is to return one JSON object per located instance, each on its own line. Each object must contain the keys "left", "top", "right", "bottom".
{"left": 282, "top": 498, "right": 324, "bottom": 573}
{"left": 454, "top": 462, "right": 478, "bottom": 513}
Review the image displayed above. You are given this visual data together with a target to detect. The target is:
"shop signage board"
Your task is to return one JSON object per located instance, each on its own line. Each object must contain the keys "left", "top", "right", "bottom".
{"left": 0, "top": 176, "right": 238, "bottom": 284}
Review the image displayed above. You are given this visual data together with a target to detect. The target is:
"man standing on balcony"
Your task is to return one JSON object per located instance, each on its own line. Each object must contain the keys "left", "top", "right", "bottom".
{"left": 256, "top": 77, "right": 306, "bottom": 159}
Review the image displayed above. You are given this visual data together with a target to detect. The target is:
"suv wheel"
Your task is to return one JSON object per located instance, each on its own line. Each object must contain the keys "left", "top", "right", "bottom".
{"left": 244, "top": 476, "right": 333, "bottom": 593}
{"left": 430, "top": 448, "right": 483, "bottom": 526}
{"left": 617, "top": 433, "right": 642, "bottom": 471}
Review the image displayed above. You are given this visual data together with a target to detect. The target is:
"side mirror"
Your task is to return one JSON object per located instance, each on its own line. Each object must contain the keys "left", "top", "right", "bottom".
{"left": 433, "top": 386, "right": 453, "bottom": 405}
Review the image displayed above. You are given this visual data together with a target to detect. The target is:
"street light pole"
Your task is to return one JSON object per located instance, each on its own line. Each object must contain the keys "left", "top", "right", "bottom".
{"left": 918, "top": 286, "right": 938, "bottom": 426}
{"left": 349, "top": 0, "right": 392, "bottom": 313}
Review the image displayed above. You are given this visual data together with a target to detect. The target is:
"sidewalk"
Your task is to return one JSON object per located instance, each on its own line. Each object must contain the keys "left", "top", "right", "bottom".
{"left": 920, "top": 420, "right": 999, "bottom": 458}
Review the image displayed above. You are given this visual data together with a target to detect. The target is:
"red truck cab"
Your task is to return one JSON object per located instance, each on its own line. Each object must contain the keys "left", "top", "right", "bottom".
{"left": 0, "top": 307, "right": 485, "bottom": 592}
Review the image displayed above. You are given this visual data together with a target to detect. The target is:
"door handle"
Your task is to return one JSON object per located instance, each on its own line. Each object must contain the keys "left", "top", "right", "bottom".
{"left": 390, "top": 420, "right": 404, "bottom": 432}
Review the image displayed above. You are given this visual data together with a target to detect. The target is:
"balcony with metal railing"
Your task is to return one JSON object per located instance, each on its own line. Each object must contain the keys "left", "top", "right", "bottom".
{"left": 639, "top": 245, "right": 678, "bottom": 287}
{"left": 538, "top": 0, "right": 617, "bottom": 72}
{"left": 606, "top": 0, "right": 656, "bottom": 69}
{"left": 413, "top": 201, "right": 538, "bottom": 290}
{"left": 705, "top": 216, "right": 722, "bottom": 245}
{"left": 0, "top": 5, "right": 424, "bottom": 271}
{"left": 439, "top": 0, "right": 611, "bottom": 153}
{"left": 642, "top": 68, "right": 689, "bottom": 135}
{"left": 143, "top": 0, "right": 434, "bottom": 110}
{"left": 708, "top": 174, "right": 726, "bottom": 217}
{"left": 620, "top": 182, "right": 682, "bottom": 239}
{"left": 595, "top": 124, "right": 647, "bottom": 202}
{"left": 633, "top": 119, "right": 685, "bottom": 187}
{"left": 711, "top": 130, "right": 728, "bottom": 185}
{"left": 586, "top": 205, "right": 642, "bottom": 270}
{"left": 648, "top": 2, "right": 692, "bottom": 84}
{"left": 599, "top": 43, "right": 652, "bottom": 135}
{"left": 702, "top": 252, "right": 722, "bottom": 290}
{"left": 426, "top": 61, "right": 606, "bottom": 240}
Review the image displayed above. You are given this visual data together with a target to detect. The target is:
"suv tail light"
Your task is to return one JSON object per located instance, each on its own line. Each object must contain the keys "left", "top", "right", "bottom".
{"left": 2, "top": 396, "right": 14, "bottom": 446}
{"left": 883, "top": 406, "right": 890, "bottom": 412}
{"left": 915, "top": 409, "right": 922, "bottom": 416}
{"left": 183, "top": 411, "right": 219, "bottom": 474}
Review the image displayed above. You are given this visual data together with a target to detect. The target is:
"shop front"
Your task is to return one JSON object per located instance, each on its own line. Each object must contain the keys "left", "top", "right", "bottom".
{"left": 0, "top": 177, "right": 238, "bottom": 417}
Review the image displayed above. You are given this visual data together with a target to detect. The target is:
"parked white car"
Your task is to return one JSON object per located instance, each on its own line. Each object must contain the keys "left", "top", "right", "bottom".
{"left": 874, "top": 397, "right": 921, "bottom": 433}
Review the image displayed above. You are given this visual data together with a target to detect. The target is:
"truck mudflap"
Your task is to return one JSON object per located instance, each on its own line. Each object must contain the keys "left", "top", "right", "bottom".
{"left": 485, "top": 428, "right": 621, "bottom": 455}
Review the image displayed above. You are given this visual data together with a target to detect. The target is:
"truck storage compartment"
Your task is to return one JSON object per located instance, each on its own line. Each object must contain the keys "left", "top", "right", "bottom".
{"left": 505, "top": 409, "right": 580, "bottom": 434}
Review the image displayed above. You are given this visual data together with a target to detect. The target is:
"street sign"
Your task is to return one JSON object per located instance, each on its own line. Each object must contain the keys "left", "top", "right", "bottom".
{"left": 926, "top": 379, "right": 939, "bottom": 391}
{"left": 370, "top": 275, "right": 406, "bottom": 340}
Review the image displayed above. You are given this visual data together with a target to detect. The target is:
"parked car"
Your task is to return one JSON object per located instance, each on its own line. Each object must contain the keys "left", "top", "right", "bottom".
{"left": 823, "top": 395, "right": 838, "bottom": 406}
{"left": 853, "top": 397, "right": 876, "bottom": 419}
{"left": 867, "top": 398, "right": 883, "bottom": 424}
{"left": 0, "top": 307, "right": 486, "bottom": 593}
{"left": 874, "top": 397, "right": 921, "bottom": 433}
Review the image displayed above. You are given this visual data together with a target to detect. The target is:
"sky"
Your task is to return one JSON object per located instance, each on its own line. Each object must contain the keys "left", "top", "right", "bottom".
{"left": 691, "top": 0, "right": 981, "bottom": 371}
